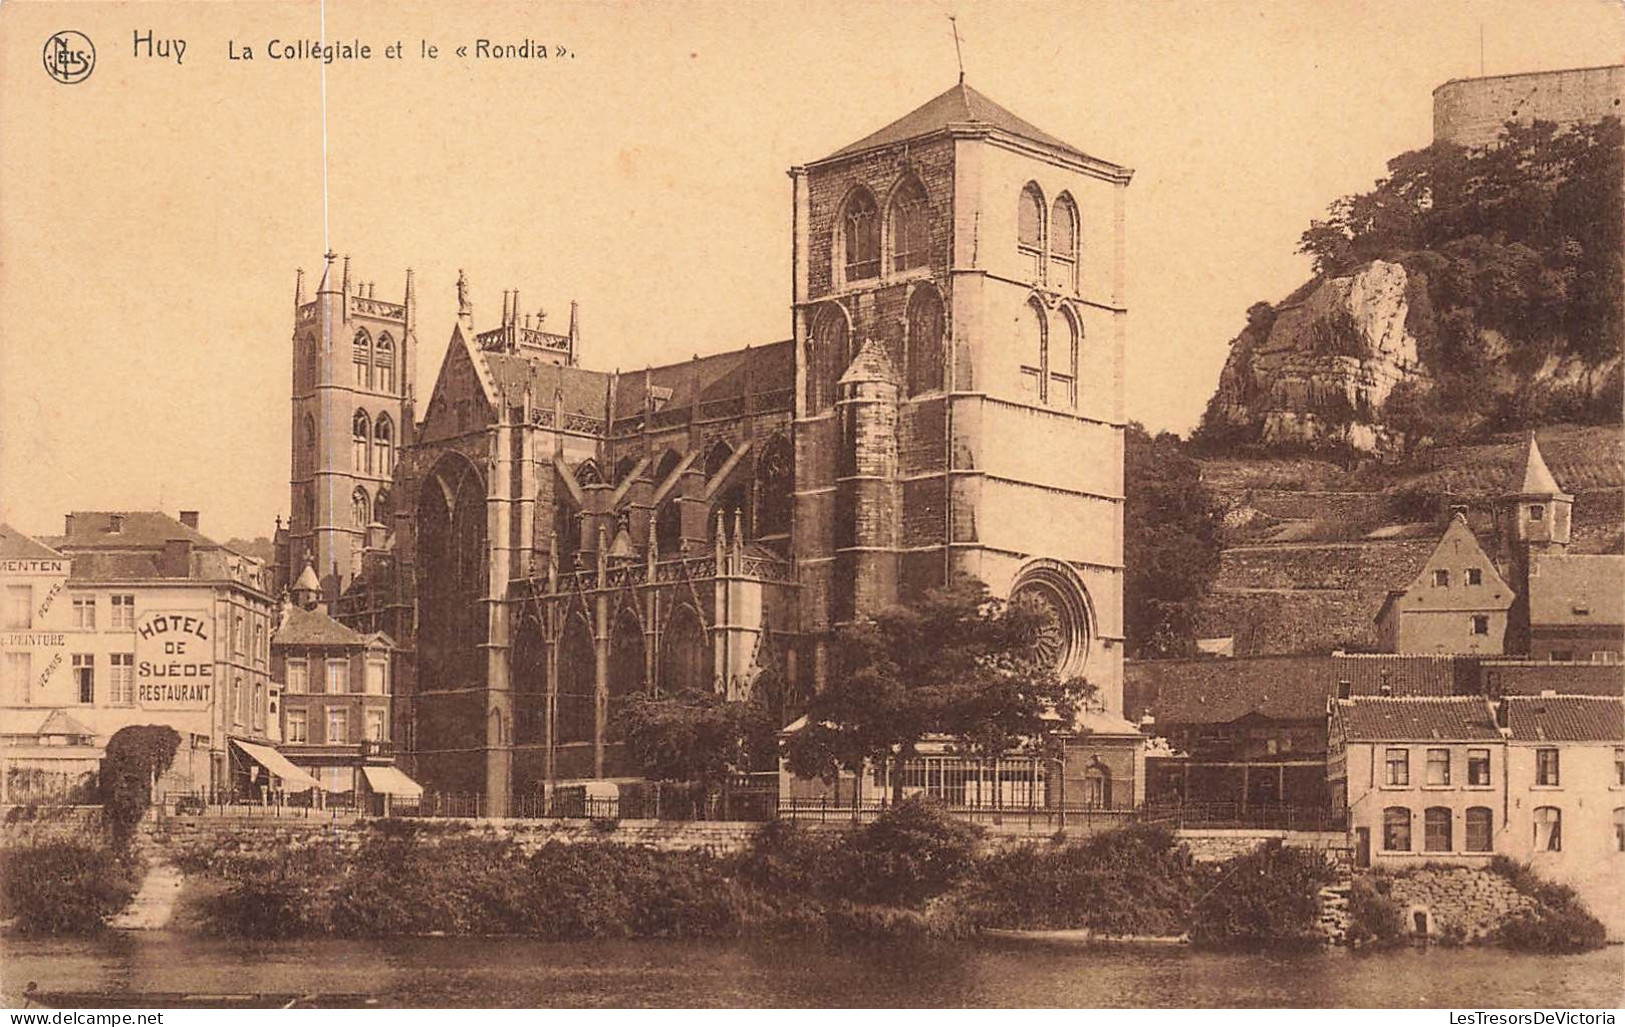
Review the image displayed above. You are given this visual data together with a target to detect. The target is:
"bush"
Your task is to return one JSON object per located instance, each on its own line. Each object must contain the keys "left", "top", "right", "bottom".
{"left": 1486, "top": 857, "right": 1607, "bottom": 953}
{"left": 736, "top": 819, "right": 852, "bottom": 903}
{"left": 0, "top": 840, "right": 141, "bottom": 934}
{"left": 847, "top": 796, "right": 982, "bottom": 908}
{"left": 1345, "top": 877, "right": 1405, "bottom": 947}
{"left": 1190, "top": 840, "right": 1335, "bottom": 946}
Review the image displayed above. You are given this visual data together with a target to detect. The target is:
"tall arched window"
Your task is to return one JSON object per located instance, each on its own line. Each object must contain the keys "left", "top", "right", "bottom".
{"left": 1017, "top": 299, "right": 1047, "bottom": 402}
{"left": 906, "top": 287, "right": 945, "bottom": 396}
{"left": 557, "top": 616, "right": 596, "bottom": 744}
{"left": 889, "top": 176, "right": 930, "bottom": 273}
{"left": 755, "top": 434, "right": 794, "bottom": 540}
{"left": 301, "top": 336, "right": 319, "bottom": 391}
{"left": 373, "top": 486, "right": 393, "bottom": 525}
{"left": 352, "top": 411, "right": 371, "bottom": 472}
{"left": 1533, "top": 806, "right": 1562, "bottom": 851}
{"left": 1054, "top": 307, "right": 1080, "bottom": 409}
{"left": 353, "top": 329, "right": 372, "bottom": 390}
{"left": 373, "top": 415, "right": 394, "bottom": 476}
{"left": 352, "top": 486, "right": 371, "bottom": 528}
{"left": 1050, "top": 194, "right": 1079, "bottom": 291}
{"left": 301, "top": 414, "right": 317, "bottom": 475}
{"left": 652, "top": 449, "right": 684, "bottom": 556}
{"left": 807, "top": 304, "right": 850, "bottom": 413}
{"left": 375, "top": 333, "right": 396, "bottom": 394}
{"left": 841, "top": 189, "right": 880, "bottom": 282}
{"left": 1018, "top": 183, "right": 1045, "bottom": 278}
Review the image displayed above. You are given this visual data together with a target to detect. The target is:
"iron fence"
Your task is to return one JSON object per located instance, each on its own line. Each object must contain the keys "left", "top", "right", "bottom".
{"left": 1139, "top": 801, "right": 1350, "bottom": 833}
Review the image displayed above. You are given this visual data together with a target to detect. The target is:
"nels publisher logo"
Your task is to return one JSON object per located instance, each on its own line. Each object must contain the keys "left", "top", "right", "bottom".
{"left": 43, "top": 31, "right": 96, "bottom": 84}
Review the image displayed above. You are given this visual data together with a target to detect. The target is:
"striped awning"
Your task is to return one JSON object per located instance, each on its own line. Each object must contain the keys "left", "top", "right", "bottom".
{"left": 232, "top": 740, "right": 325, "bottom": 792}
{"left": 361, "top": 764, "right": 424, "bottom": 798}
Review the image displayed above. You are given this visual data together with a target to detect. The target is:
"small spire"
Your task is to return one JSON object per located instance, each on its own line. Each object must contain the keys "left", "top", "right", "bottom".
{"left": 502, "top": 290, "right": 511, "bottom": 324}
{"left": 340, "top": 255, "right": 352, "bottom": 295}
{"left": 404, "top": 268, "right": 417, "bottom": 329}
{"left": 294, "top": 268, "right": 306, "bottom": 307}
{"left": 511, "top": 289, "right": 521, "bottom": 327}
{"left": 1518, "top": 432, "right": 1563, "bottom": 495}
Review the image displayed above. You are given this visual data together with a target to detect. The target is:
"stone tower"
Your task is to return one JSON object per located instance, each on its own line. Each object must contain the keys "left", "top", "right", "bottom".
{"left": 789, "top": 81, "right": 1132, "bottom": 712}
{"left": 288, "top": 254, "right": 418, "bottom": 597}
{"left": 1497, "top": 433, "right": 1573, "bottom": 654}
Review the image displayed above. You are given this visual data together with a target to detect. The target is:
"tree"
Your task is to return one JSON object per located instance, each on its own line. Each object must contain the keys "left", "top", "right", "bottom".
{"left": 783, "top": 576, "right": 1087, "bottom": 804}
{"left": 615, "top": 690, "right": 776, "bottom": 815}
{"left": 99, "top": 724, "right": 182, "bottom": 842}
{"left": 1123, "top": 423, "right": 1223, "bottom": 658}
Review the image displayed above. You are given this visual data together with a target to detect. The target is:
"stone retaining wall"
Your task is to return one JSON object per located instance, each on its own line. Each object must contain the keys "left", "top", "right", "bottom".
{"left": 1371, "top": 865, "right": 1537, "bottom": 943}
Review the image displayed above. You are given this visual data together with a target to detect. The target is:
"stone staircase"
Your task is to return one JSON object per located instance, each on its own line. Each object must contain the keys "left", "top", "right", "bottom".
{"left": 1317, "top": 881, "right": 1352, "bottom": 944}
{"left": 107, "top": 856, "right": 184, "bottom": 930}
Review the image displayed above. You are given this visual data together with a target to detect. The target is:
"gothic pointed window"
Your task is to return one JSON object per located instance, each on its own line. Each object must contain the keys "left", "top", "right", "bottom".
{"left": 301, "top": 414, "right": 317, "bottom": 476}
{"left": 375, "top": 333, "right": 395, "bottom": 394}
{"left": 373, "top": 415, "right": 394, "bottom": 476}
{"left": 755, "top": 434, "right": 794, "bottom": 540}
{"left": 352, "top": 486, "right": 371, "bottom": 528}
{"left": 1018, "top": 183, "right": 1045, "bottom": 280}
{"left": 1017, "top": 299, "right": 1047, "bottom": 402}
{"left": 353, "top": 329, "right": 372, "bottom": 390}
{"left": 841, "top": 189, "right": 880, "bottom": 282}
{"left": 1050, "top": 194, "right": 1079, "bottom": 292}
{"left": 905, "top": 287, "right": 945, "bottom": 396}
{"left": 301, "top": 336, "right": 319, "bottom": 391}
{"left": 352, "top": 411, "right": 371, "bottom": 472}
{"left": 1054, "top": 307, "right": 1080, "bottom": 409}
{"left": 889, "top": 176, "right": 930, "bottom": 273}
{"left": 807, "top": 304, "right": 850, "bottom": 414}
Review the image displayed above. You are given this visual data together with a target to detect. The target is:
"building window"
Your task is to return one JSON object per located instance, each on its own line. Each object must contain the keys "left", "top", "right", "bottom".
{"left": 353, "top": 487, "right": 371, "bottom": 529}
{"left": 1528, "top": 504, "right": 1544, "bottom": 521}
{"left": 110, "top": 594, "right": 135, "bottom": 629}
{"left": 1054, "top": 308, "right": 1079, "bottom": 409}
{"left": 375, "top": 333, "right": 395, "bottom": 394}
{"left": 1432, "top": 569, "right": 1450, "bottom": 587}
{"left": 253, "top": 682, "right": 265, "bottom": 731}
{"left": 1466, "top": 567, "right": 1483, "bottom": 586}
{"left": 366, "top": 658, "right": 388, "bottom": 695}
{"left": 1615, "top": 808, "right": 1624, "bottom": 853}
{"left": 327, "top": 706, "right": 348, "bottom": 745}
{"left": 234, "top": 613, "right": 246, "bottom": 655}
{"left": 235, "top": 677, "right": 247, "bottom": 725}
{"left": 366, "top": 708, "right": 386, "bottom": 743}
{"left": 1049, "top": 193, "right": 1079, "bottom": 291}
{"left": 806, "top": 305, "right": 850, "bottom": 414}
{"left": 301, "top": 336, "right": 319, "bottom": 391}
{"left": 72, "top": 596, "right": 96, "bottom": 629}
{"left": 1470, "top": 615, "right": 1489, "bottom": 635}
{"left": 1017, "top": 298, "right": 1047, "bottom": 402}
{"left": 1551, "top": 650, "right": 1574, "bottom": 663}
{"left": 1533, "top": 806, "right": 1561, "bottom": 852}
{"left": 840, "top": 189, "right": 880, "bottom": 282}
{"left": 1385, "top": 748, "right": 1410, "bottom": 786}
{"left": 1017, "top": 182, "right": 1045, "bottom": 279}
{"left": 255, "top": 622, "right": 266, "bottom": 663}
{"left": 1536, "top": 748, "right": 1560, "bottom": 787}
{"left": 286, "top": 658, "right": 307, "bottom": 694}
{"left": 1616, "top": 748, "right": 1624, "bottom": 787}
{"left": 1424, "top": 807, "right": 1453, "bottom": 852}
{"left": 1383, "top": 806, "right": 1411, "bottom": 852}
{"left": 888, "top": 175, "right": 930, "bottom": 273}
{"left": 905, "top": 286, "right": 945, "bottom": 397}
{"left": 109, "top": 653, "right": 134, "bottom": 706}
{"left": 326, "top": 658, "right": 350, "bottom": 695}
{"left": 286, "top": 708, "right": 307, "bottom": 743}
{"left": 301, "top": 414, "right": 318, "bottom": 476}
{"left": 3, "top": 651, "right": 33, "bottom": 704}
{"left": 352, "top": 410, "right": 371, "bottom": 472}
{"left": 373, "top": 416, "right": 394, "bottom": 477}
{"left": 1426, "top": 748, "right": 1450, "bottom": 786}
{"left": 72, "top": 654, "right": 94, "bottom": 704}
{"left": 353, "top": 329, "right": 372, "bottom": 389}
{"left": 1465, "top": 807, "right": 1493, "bottom": 852}
{"left": 5, "top": 585, "right": 32, "bottom": 629}
{"left": 1468, "top": 748, "right": 1491, "bottom": 786}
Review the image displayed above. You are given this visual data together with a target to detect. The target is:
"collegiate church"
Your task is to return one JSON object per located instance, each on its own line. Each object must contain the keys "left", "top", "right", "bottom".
{"left": 275, "top": 82, "right": 1139, "bottom": 814}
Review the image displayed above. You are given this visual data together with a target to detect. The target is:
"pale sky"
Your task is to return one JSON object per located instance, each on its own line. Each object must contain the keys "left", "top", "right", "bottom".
{"left": 2, "top": 0, "right": 1621, "bottom": 542}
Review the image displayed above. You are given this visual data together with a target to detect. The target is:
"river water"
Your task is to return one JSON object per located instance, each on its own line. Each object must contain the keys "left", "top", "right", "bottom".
{"left": 2, "top": 933, "right": 1621, "bottom": 1008}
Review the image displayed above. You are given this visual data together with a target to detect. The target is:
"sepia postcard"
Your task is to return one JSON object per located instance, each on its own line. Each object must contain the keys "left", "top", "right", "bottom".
{"left": 1, "top": 0, "right": 1622, "bottom": 1013}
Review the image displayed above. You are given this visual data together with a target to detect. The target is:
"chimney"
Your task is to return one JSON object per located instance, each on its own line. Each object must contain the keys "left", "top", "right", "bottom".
{"left": 64, "top": 513, "right": 75, "bottom": 535}
{"left": 109, "top": 514, "right": 126, "bottom": 534}
{"left": 179, "top": 510, "right": 200, "bottom": 531}
{"left": 162, "top": 538, "right": 193, "bottom": 577}
{"left": 1337, "top": 679, "right": 1352, "bottom": 700}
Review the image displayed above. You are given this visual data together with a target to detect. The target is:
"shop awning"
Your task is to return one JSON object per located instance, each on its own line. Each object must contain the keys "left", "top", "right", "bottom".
{"left": 362, "top": 765, "right": 424, "bottom": 799}
{"left": 232, "top": 740, "right": 325, "bottom": 792}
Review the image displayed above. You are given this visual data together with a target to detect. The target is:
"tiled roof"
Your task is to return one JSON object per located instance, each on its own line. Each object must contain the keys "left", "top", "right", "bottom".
{"left": 1528, "top": 554, "right": 1624, "bottom": 626}
{"left": 1132, "top": 655, "right": 1336, "bottom": 726}
{"left": 613, "top": 341, "right": 795, "bottom": 419}
{"left": 1516, "top": 434, "right": 1566, "bottom": 495}
{"left": 0, "top": 523, "right": 64, "bottom": 562}
{"left": 478, "top": 354, "right": 610, "bottom": 419}
{"left": 1481, "top": 660, "right": 1624, "bottom": 697}
{"left": 1504, "top": 696, "right": 1623, "bottom": 742}
{"left": 1338, "top": 697, "right": 1501, "bottom": 741}
{"left": 272, "top": 605, "right": 364, "bottom": 648}
{"left": 1330, "top": 654, "right": 1482, "bottom": 698}
{"left": 821, "top": 82, "right": 1119, "bottom": 168}
{"left": 53, "top": 511, "right": 215, "bottom": 550}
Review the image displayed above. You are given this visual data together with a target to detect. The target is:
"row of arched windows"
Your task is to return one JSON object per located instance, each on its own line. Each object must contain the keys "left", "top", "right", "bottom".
{"left": 1018, "top": 183, "right": 1080, "bottom": 292}
{"left": 806, "top": 287, "right": 946, "bottom": 413}
{"left": 352, "top": 329, "right": 397, "bottom": 394}
{"left": 1017, "top": 299, "right": 1081, "bottom": 409}
{"left": 350, "top": 484, "right": 394, "bottom": 529}
{"left": 351, "top": 410, "right": 395, "bottom": 475}
{"left": 836, "top": 174, "right": 932, "bottom": 285}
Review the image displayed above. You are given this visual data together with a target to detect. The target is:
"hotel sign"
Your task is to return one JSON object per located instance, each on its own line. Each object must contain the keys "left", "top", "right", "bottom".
{"left": 135, "top": 611, "right": 213, "bottom": 707}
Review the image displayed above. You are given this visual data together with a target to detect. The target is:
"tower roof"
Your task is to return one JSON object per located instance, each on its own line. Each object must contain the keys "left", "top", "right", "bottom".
{"left": 818, "top": 81, "right": 1122, "bottom": 171}
{"left": 839, "top": 338, "right": 899, "bottom": 386}
{"left": 293, "top": 562, "right": 321, "bottom": 594}
{"left": 1515, "top": 433, "right": 1565, "bottom": 495}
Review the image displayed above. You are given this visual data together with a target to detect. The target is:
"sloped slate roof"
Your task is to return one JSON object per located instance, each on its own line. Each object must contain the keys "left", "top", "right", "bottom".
{"left": 0, "top": 523, "right": 64, "bottom": 561}
{"left": 478, "top": 353, "right": 611, "bottom": 420}
{"left": 822, "top": 82, "right": 1118, "bottom": 168}
{"left": 1339, "top": 697, "right": 1501, "bottom": 741}
{"left": 1528, "top": 554, "right": 1624, "bottom": 626}
{"left": 1135, "top": 655, "right": 1337, "bottom": 726}
{"left": 1480, "top": 660, "right": 1624, "bottom": 697}
{"left": 1330, "top": 654, "right": 1482, "bottom": 698}
{"left": 54, "top": 511, "right": 215, "bottom": 550}
{"left": 1517, "top": 434, "right": 1566, "bottom": 495}
{"left": 614, "top": 341, "right": 795, "bottom": 419}
{"left": 273, "top": 605, "right": 364, "bottom": 648}
{"left": 1505, "top": 696, "right": 1624, "bottom": 742}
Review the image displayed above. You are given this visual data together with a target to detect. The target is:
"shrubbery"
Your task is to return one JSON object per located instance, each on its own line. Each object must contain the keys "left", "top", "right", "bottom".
{"left": 1344, "top": 877, "right": 1405, "bottom": 948}
{"left": 1191, "top": 840, "right": 1335, "bottom": 946}
{"left": 1486, "top": 857, "right": 1607, "bottom": 953}
{"left": 0, "top": 840, "right": 141, "bottom": 934}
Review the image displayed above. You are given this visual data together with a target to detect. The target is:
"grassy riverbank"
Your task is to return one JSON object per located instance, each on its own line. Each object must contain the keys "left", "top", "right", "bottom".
{"left": 0, "top": 839, "right": 143, "bottom": 935}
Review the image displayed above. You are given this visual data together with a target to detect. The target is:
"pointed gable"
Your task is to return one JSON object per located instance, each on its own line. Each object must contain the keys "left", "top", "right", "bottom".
{"left": 1393, "top": 513, "right": 1512, "bottom": 615}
